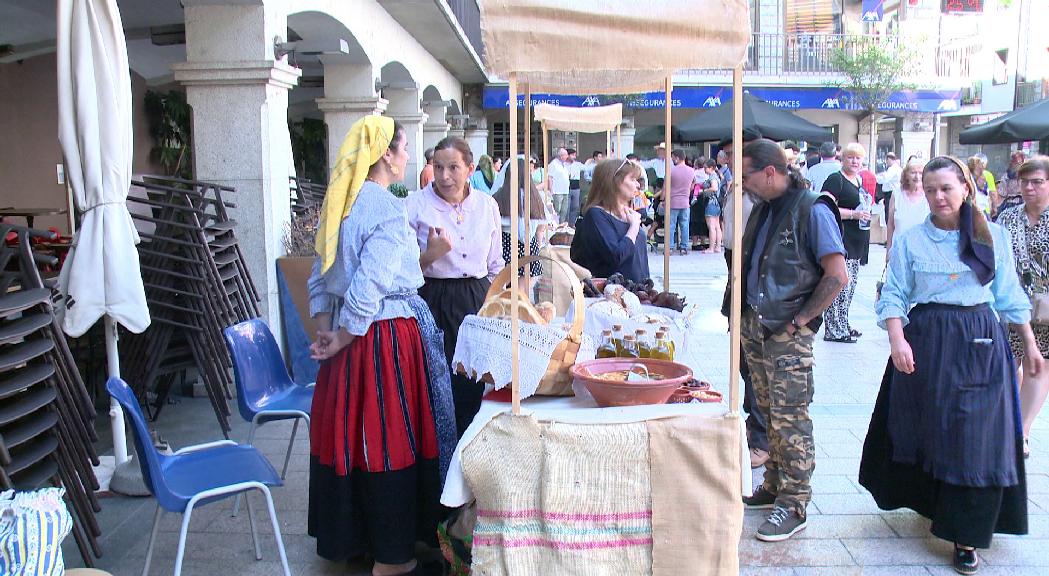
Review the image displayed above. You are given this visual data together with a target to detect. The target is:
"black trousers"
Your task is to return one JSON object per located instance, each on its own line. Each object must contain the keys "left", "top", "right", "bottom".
{"left": 724, "top": 249, "right": 768, "bottom": 452}
{"left": 418, "top": 276, "right": 490, "bottom": 438}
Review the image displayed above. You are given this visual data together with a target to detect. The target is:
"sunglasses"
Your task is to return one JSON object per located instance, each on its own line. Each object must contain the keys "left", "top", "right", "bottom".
{"left": 613, "top": 158, "right": 630, "bottom": 177}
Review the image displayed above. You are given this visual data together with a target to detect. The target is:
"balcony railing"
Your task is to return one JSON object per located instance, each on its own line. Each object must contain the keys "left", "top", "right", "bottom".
{"left": 683, "top": 32, "right": 978, "bottom": 83}
{"left": 446, "top": 0, "right": 484, "bottom": 58}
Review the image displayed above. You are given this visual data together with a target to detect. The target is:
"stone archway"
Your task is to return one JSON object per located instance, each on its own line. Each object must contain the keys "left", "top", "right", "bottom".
{"left": 381, "top": 61, "right": 427, "bottom": 190}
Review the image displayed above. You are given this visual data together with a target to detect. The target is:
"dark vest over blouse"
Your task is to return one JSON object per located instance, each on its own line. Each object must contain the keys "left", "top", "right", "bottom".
{"left": 742, "top": 188, "right": 842, "bottom": 332}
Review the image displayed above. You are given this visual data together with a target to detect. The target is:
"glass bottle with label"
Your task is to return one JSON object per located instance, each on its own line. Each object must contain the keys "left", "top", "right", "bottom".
{"left": 651, "top": 331, "right": 673, "bottom": 361}
{"left": 611, "top": 324, "right": 625, "bottom": 355}
{"left": 618, "top": 335, "right": 640, "bottom": 359}
{"left": 596, "top": 329, "right": 618, "bottom": 359}
{"left": 635, "top": 329, "right": 652, "bottom": 358}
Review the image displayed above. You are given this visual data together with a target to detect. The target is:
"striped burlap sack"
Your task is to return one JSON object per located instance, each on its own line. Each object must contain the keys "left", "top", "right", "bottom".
{"left": 462, "top": 413, "right": 652, "bottom": 576}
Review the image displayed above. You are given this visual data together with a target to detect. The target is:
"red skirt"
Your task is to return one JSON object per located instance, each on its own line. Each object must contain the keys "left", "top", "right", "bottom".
{"left": 309, "top": 317, "right": 440, "bottom": 476}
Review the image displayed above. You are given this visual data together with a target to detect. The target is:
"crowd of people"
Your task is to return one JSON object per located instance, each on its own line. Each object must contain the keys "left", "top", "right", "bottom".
{"left": 305, "top": 114, "right": 1048, "bottom": 575}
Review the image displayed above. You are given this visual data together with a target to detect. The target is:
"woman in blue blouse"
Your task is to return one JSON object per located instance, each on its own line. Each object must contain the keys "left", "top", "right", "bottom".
{"left": 570, "top": 158, "right": 650, "bottom": 282}
{"left": 306, "top": 116, "right": 455, "bottom": 575}
{"left": 861, "top": 156, "right": 1044, "bottom": 575}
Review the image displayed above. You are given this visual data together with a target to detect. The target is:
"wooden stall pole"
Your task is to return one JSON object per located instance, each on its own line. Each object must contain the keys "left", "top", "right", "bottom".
{"left": 542, "top": 121, "right": 549, "bottom": 200}
{"left": 606, "top": 130, "right": 612, "bottom": 158}
{"left": 728, "top": 64, "right": 744, "bottom": 415}
{"left": 508, "top": 73, "right": 521, "bottom": 415}
{"left": 617, "top": 125, "right": 623, "bottom": 160}
{"left": 662, "top": 75, "right": 672, "bottom": 293}
{"left": 524, "top": 87, "right": 532, "bottom": 287}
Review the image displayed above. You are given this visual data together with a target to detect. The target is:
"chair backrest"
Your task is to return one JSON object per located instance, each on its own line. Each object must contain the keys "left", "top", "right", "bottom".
{"left": 223, "top": 319, "right": 297, "bottom": 423}
{"left": 105, "top": 378, "right": 177, "bottom": 509}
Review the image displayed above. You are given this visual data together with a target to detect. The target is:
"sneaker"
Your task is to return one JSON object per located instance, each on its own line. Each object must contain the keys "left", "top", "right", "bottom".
{"left": 953, "top": 545, "right": 979, "bottom": 575}
{"left": 742, "top": 486, "right": 777, "bottom": 509}
{"left": 756, "top": 506, "right": 807, "bottom": 542}
{"left": 750, "top": 448, "right": 769, "bottom": 468}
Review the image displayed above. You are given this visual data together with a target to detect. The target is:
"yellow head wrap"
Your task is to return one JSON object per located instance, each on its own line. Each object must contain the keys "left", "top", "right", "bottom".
{"left": 315, "top": 115, "right": 396, "bottom": 273}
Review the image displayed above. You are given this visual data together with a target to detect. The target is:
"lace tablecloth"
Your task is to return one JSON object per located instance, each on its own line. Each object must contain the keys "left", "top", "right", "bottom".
{"left": 452, "top": 315, "right": 596, "bottom": 399}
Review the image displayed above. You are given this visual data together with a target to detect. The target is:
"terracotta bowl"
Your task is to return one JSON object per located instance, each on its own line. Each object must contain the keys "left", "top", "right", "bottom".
{"left": 571, "top": 358, "right": 693, "bottom": 408}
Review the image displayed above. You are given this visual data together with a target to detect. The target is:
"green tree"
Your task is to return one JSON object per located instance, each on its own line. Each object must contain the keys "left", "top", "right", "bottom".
{"left": 830, "top": 36, "right": 919, "bottom": 160}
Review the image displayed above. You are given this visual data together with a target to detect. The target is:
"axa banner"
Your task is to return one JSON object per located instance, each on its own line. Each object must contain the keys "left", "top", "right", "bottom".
{"left": 482, "top": 86, "right": 961, "bottom": 113}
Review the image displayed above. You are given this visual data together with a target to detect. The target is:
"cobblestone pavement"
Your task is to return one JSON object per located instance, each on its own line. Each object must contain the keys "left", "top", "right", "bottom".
{"left": 67, "top": 245, "right": 1049, "bottom": 575}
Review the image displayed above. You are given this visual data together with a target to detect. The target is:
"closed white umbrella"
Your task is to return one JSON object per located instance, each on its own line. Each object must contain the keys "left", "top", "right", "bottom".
{"left": 56, "top": 0, "right": 150, "bottom": 478}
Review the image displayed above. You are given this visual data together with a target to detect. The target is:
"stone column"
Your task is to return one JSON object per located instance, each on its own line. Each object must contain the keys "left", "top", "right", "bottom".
{"left": 386, "top": 87, "right": 427, "bottom": 190}
{"left": 620, "top": 117, "right": 636, "bottom": 157}
{"left": 174, "top": 1, "right": 300, "bottom": 338}
{"left": 465, "top": 128, "right": 489, "bottom": 159}
{"left": 317, "top": 61, "right": 385, "bottom": 172}
{"left": 422, "top": 100, "right": 451, "bottom": 152}
{"left": 448, "top": 114, "right": 469, "bottom": 140}
{"left": 316, "top": 97, "right": 389, "bottom": 172}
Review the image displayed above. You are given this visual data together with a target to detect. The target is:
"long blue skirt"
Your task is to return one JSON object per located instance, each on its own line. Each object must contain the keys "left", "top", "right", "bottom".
{"left": 859, "top": 303, "right": 1027, "bottom": 547}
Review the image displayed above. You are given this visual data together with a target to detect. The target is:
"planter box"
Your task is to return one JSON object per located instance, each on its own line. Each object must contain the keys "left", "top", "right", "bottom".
{"left": 277, "top": 256, "right": 319, "bottom": 385}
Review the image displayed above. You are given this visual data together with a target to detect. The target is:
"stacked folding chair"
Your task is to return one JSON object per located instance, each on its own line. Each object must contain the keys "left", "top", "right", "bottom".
{"left": 0, "top": 222, "right": 103, "bottom": 566}
{"left": 122, "top": 176, "right": 260, "bottom": 435}
{"left": 290, "top": 176, "right": 326, "bottom": 217}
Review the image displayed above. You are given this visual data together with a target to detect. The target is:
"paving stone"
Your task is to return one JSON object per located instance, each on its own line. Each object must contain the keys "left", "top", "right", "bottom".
{"left": 738, "top": 538, "right": 856, "bottom": 567}
{"left": 926, "top": 566, "right": 1049, "bottom": 576}
{"left": 811, "top": 493, "right": 885, "bottom": 515}
{"left": 794, "top": 567, "right": 932, "bottom": 576}
{"left": 881, "top": 513, "right": 933, "bottom": 538}
{"left": 841, "top": 538, "right": 953, "bottom": 566}
{"left": 811, "top": 474, "right": 862, "bottom": 495}
{"left": 979, "top": 537, "right": 1049, "bottom": 566}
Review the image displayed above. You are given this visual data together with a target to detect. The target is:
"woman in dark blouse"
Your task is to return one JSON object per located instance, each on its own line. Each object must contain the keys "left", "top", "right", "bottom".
{"left": 821, "top": 142, "right": 872, "bottom": 343}
{"left": 571, "top": 158, "right": 650, "bottom": 282}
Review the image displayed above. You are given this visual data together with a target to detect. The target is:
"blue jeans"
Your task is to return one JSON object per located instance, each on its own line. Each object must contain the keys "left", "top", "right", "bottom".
{"left": 669, "top": 208, "right": 690, "bottom": 250}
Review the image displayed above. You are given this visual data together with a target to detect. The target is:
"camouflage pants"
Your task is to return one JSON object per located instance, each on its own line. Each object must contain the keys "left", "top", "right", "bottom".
{"left": 741, "top": 308, "right": 815, "bottom": 514}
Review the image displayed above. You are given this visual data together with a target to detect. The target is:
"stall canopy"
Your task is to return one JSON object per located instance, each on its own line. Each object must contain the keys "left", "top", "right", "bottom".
{"left": 533, "top": 103, "right": 622, "bottom": 133}
{"left": 480, "top": 0, "right": 751, "bottom": 92}
{"left": 678, "top": 92, "right": 834, "bottom": 143}
{"left": 479, "top": 0, "right": 752, "bottom": 416}
{"left": 959, "top": 97, "right": 1049, "bottom": 144}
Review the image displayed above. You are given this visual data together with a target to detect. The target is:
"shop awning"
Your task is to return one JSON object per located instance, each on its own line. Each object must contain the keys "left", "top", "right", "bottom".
{"left": 959, "top": 97, "right": 1049, "bottom": 144}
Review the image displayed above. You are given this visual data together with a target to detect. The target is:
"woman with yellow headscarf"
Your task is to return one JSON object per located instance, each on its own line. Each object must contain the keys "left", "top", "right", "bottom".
{"left": 863, "top": 156, "right": 1042, "bottom": 574}
{"left": 306, "top": 115, "right": 455, "bottom": 575}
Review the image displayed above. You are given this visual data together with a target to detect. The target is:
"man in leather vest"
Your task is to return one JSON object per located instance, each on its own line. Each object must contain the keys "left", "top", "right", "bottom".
{"left": 737, "top": 139, "right": 848, "bottom": 542}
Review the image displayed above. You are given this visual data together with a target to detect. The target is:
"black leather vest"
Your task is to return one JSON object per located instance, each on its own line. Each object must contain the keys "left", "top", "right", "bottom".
{"left": 741, "top": 188, "right": 842, "bottom": 332}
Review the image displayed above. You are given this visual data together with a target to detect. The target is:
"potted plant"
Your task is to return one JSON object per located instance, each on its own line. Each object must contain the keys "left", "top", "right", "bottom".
{"left": 277, "top": 207, "right": 320, "bottom": 385}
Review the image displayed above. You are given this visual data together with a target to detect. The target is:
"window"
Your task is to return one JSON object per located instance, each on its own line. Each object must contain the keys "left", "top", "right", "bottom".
{"left": 491, "top": 121, "right": 543, "bottom": 161}
{"left": 785, "top": 0, "right": 842, "bottom": 34}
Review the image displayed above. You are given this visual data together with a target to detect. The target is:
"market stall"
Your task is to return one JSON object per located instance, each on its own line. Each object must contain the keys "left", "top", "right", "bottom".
{"left": 444, "top": 1, "right": 753, "bottom": 574}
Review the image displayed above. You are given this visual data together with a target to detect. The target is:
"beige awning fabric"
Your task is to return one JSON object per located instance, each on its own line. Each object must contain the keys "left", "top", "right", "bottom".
{"left": 533, "top": 103, "right": 622, "bottom": 133}
{"left": 479, "top": 0, "right": 751, "bottom": 93}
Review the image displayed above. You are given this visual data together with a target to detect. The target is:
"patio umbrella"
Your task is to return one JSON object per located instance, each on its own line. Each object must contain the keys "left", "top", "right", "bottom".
{"left": 959, "top": 97, "right": 1049, "bottom": 144}
{"left": 57, "top": 0, "right": 150, "bottom": 479}
{"left": 677, "top": 92, "right": 833, "bottom": 143}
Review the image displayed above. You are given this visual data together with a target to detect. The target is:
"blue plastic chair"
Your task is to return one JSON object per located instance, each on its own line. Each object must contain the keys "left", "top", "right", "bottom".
{"left": 106, "top": 378, "right": 291, "bottom": 576}
{"left": 223, "top": 319, "right": 313, "bottom": 515}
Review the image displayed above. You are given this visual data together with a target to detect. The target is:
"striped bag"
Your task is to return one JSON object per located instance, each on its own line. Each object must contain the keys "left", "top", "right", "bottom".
{"left": 0, "top": 488, "right": 72, "bottom": 575}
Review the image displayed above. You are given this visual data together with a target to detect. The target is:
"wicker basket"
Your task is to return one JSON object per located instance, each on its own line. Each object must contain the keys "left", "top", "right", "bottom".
{"left": 480, "top": 255, "right": 585, "bottom": 396}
